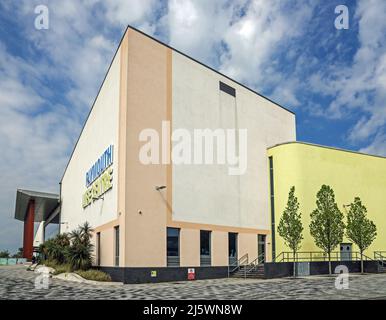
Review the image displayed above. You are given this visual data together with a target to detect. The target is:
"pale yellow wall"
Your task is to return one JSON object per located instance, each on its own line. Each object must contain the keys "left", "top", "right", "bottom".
{"left": 211, "top": 231, "right": 228, "bottom": 266}
{"left": 268, "top": 142, "right": 386, "bottom": 259}
{"left": 180, "top": 229, "right": 200, "bottom": 266}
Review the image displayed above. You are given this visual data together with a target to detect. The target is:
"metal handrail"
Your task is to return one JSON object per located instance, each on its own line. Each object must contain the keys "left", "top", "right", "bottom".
{"left": 228, "top": 253, "right": 248, "bottom": 277}
{"left": 374, "top": 251, "right": 386, "bottom": 266}
{"left": 274, "top": 251, "right": 374, "bottom": 263}
{"left": 247, "top": 253, "right": 265, "bottom": 273}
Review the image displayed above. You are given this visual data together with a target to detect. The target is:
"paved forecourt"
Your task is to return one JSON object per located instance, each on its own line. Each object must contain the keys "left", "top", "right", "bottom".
{"left": 1, "top": 265, "right": 386, "bottom": 300}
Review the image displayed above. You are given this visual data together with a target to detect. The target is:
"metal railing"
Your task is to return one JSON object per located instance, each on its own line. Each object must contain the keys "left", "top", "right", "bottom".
{"left": 274, "top": 251, "right": 374, "bottom": 263}
{"left": 228, "top": 253, "right": 248, "bottom": 277}
{"left": 374, "top": 251, "right": 386, "bottom": 267}
{"left": 247, "top": 253, "right": 265, "bottom": 273}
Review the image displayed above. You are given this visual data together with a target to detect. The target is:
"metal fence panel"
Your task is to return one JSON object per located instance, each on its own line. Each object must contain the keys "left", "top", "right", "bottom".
{"left": 296, "top": 262, "right": 310, "bottom": 276}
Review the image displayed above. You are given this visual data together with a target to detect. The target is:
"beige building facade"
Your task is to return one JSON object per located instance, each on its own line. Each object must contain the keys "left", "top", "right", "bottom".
{"left": 54, "top": 26, "right": 295, "bottom": 282}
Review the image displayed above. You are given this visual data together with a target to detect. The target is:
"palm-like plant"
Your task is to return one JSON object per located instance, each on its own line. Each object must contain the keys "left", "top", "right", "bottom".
{"left": 43, "top": 233, "right": 70, "bottom": 264}
{"left": 67, "top": 222, "right": 94, "bottom": 270}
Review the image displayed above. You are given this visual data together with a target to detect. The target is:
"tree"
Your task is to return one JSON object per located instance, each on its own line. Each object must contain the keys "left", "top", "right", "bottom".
{"left": 310, "top": 185, "right": 345, "bottom": 274}
{"left": 0, "top": 250, "right": 10, "bottom": 258}
{"left": 278, "top": 186, "right": 303, "bottom": 277}
{"left": 12, "top": 248, "right": 23, "bottom": 258}
{"left": 346, "top": 197, "right": 377, "bottom": 274}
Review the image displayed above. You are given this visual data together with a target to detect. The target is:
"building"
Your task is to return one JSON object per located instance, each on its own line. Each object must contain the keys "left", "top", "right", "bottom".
{"left": 268, "top": 142, "right": 386, "bottom": 260}
{"left": 13, "top": 26, "right": 386, "bottom": 282}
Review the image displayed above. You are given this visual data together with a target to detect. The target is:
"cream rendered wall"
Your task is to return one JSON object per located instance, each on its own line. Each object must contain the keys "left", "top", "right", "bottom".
{"left": 60, "top": 50, "right": 121, "bottom": 233}
{"left": 33, "top": 221, "right": 45, "bottom": 247}
{"left": 172, "top": 51, "right": 296, "bottom": 231}
{"left": 238, "top": 233, "right": 258, "bottom": 262}
{"left": 180, "top": 229, "right": 200, "bottom": 266}
{"left": 99, "top": 228, "right": 114, "bottom": 267}
{"left": 211, "top": 231, "right": 228, "bottom": 266}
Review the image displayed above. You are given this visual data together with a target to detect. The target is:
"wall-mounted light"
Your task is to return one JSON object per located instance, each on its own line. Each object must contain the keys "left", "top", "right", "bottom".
{"left": 155, "top": 186, "right": 166, "bottom": 191}
{"left": 93, "top": 195, "right": 104, "bottom": 201}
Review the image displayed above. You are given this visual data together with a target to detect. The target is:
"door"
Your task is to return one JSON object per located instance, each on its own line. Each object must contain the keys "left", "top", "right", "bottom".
{"left": 258, "top": 235, "right": 266, "bottom": 263}
{"left": 340, "top": 243, "right": 352, "bottom": 261}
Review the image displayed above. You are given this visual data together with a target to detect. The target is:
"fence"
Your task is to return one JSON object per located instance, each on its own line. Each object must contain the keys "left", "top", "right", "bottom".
{"left": 0, "top": 258, "right": 27, "bottom": 265}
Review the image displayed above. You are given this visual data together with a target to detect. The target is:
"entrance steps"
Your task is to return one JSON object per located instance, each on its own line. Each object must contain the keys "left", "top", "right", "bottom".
{"left": 230, "top": 264, "right": 265, "bottom": 279}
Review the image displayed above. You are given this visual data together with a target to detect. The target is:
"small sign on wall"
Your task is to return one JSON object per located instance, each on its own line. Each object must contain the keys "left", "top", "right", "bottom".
{"left": 188, "top": 268, "right": 195, "bottom": 280}
{"left": 151, "top": 270, "right": 157, "bottom": 278}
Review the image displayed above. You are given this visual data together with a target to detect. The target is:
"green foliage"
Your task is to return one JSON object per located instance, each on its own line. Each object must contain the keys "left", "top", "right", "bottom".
{"left": 66, "top": 242, "right": 93, "bottom": 271}
{"left": 12, "top": 248, "right": 24, "bottom": 258}
{"left": 40, "top": 233, "right": 70, "bottom": 264}
{"left": 310, "top": 185, "right": 345, "bottom": 265}
{"left": 278, "top": 186, "right": 303, "bottom": 254}
{"left": 39, "top": 222, "right": 94, "bottom": 271}
{"left": 52, "top": 264, "right": 72, "bottom": 275}
{"left": 346, "top": 197, "right": 377, "bottom": 253}
{"left": 75, "top": 270, "right": 112, "bottom": 282}
{"left": 43, "top": 260, "right": 72, "bottom": 274}
{"left": 0, "top": 250, "right": 10, "bottom": 258}
{"left": 67, "top": 222, "right": 94, "bottom": 271}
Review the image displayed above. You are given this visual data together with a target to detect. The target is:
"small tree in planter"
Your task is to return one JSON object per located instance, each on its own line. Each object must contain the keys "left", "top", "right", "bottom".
{"left": 278, "top": 186, "right": 303, "bottom": 277}
{"left": 346, "top": 197, "right": 377, "bottom": 274}
{"left": 310, "top": 185, "right": 345, "bottom": 275}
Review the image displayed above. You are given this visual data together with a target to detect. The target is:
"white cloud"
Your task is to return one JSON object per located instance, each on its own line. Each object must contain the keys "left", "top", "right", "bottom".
{"left": 0, "top": 0, "right": 160, "bottom": 252}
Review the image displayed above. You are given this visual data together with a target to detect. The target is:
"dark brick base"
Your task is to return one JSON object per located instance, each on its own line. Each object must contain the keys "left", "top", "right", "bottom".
{"left": 264, "top": 260, "right": 379, "bottom": 278}
{"left": 97, "top": 266, "right": 228, "bottom": 284}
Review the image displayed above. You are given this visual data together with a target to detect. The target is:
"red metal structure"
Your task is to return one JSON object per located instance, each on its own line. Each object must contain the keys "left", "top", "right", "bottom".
{"left": 22, "top": 200, "right": 35, "bottom": 260}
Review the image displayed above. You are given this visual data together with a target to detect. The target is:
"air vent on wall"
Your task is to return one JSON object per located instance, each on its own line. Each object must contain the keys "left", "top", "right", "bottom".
{"left": 219, "top": 81, "right": 236, "bottom": 97}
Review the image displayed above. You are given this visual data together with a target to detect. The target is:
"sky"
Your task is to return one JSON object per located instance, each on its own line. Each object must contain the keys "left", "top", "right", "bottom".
{"left": 0, "top": 0, "right": 385, "bottom": 253}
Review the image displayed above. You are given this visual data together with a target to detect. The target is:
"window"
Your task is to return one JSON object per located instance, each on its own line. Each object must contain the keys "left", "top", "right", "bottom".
{"left": 200, "top": 230, "right": 211, "bottom": 266}
{"left": 114, "top": 226, "right": 119, "bottom": 267}
{"left": 228, "top": 232, "right": 238, "bottom": 264}
{"left": 219, "top": 81, "right": 236, "bottom": 97}
{"left": 96, "top": 232, "right": 101, "bottom": 266}
{"left": 167, "top": 227, "right": 180, "bottom": 266}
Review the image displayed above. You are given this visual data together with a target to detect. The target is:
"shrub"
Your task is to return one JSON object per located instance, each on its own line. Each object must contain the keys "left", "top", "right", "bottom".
{"left": 40, "top": 233, "right": 70, "bottom": 264}
{"left": 66, "top": 243, "right": 92, "bottom": 271}
{"left": 75, "top": 270, "right": 112, "bottom": 282}
{"left": 67, "top": 222, "right": 94, "bottom": 270}
{"left": 38, "top": 222, "right": 94, "bottom": 272}
{"left": 52, "top": 264, "right": 72, "bottom": 275}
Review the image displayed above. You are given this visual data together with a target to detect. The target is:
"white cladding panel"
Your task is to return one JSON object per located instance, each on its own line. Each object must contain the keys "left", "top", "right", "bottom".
{"left": 172, "top": 52, "right": 296, "bottom": 230}
{"left": 60, "top": 51, "right": 120, "bottom": 232}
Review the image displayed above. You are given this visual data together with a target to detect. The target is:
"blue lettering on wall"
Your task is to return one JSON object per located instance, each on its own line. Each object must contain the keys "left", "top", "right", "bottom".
{"left": 85, "top": 145, "right": 113, "bottom": 187}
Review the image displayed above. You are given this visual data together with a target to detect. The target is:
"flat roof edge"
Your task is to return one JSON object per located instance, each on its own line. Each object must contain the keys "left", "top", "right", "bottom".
{"left": 267, "top": 141, "right": 386, "bottom": 161}
{"left": 126, "top": 25, "right": 295, "bottom": 116}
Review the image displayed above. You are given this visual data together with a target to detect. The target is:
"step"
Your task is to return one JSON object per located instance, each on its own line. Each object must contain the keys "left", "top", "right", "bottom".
{"left": 231, "top": 274, "right": 265, "bottom": 279}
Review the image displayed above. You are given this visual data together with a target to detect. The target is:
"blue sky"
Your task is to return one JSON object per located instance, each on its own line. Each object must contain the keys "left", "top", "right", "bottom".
{"left": 0, "top": 0, "right": 385, "bottom": 252}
